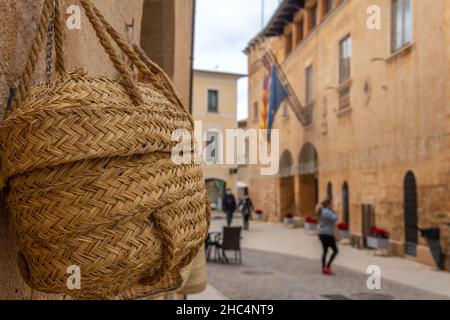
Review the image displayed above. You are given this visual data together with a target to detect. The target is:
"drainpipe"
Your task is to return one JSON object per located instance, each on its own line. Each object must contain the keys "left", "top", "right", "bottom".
{"left": 188, "top": 0, "right": 196, "bottom": 115}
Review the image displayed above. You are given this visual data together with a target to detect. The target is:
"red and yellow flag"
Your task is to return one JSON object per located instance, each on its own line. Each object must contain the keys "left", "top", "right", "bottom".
{"left": 260, "top": 67, "right": 270, "bottom": 129}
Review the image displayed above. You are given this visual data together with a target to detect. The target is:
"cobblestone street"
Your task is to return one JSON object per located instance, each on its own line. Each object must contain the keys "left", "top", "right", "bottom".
{"left": 206, "top": 248, "right": 447, "bottom": 300}
{"left": 189, "top": 212, "right": 450, "bottom": 300}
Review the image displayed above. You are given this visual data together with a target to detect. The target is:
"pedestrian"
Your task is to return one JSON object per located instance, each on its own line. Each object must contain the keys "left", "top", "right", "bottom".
{"left": 222, "top": 188, "right": 237, "bottom": 227}
{"left": 318, "top": 198, "right": 339, "bottom": 275}
{"left": 239, "top": 188, "right": 254, "bottom": 230}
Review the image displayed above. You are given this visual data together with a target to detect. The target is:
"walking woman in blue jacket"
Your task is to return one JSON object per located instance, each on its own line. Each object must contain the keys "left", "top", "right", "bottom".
{"left": 318, "top": 198, "right": 339, "bottom": 275}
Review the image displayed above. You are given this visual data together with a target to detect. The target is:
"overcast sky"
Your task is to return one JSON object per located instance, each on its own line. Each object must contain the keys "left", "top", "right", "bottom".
{"left": 193, "top": 0, "right": 281, "bottom": 120}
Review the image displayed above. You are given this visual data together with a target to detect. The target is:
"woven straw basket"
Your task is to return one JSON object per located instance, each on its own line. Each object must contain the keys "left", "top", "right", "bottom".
{"left": 0, "top": 0, "right": 210, "bottom": 299}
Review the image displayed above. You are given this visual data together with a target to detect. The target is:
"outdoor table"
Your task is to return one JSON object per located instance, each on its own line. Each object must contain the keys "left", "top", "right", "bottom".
{"left": 205, "top": 230, "right": 222, "bottom": 262}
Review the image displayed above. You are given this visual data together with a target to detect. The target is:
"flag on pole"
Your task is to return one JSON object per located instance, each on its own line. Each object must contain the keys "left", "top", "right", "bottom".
{"left": 260, "top": 67, "right": 270, "bottom": 130}
{"left": 267, "top": 65, "right": 288, "bottom": 139}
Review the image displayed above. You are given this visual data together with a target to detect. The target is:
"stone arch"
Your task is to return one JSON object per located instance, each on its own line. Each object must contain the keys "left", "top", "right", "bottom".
{"left": 342, "top": 181, "right": 350, "bottom": 225}
{"left": 297, "top": 143, "right": 319, "bottom": 217}
{"left": 205, "top": 178, "right": 227, "bottom": 211}
{"left": 403, "top": 171, "right": 418, "bottom": 256}
{"left": 279, "top": 149, "right": 295, "bottom": 221}
{"left": 327, "top": 182, "right": 333, "bottom": 200}
{"left": 279, "top": 149, "right": 294, "bottom": 177}
{"left": 298, "top": 142, "right": 318, "bottom": 175}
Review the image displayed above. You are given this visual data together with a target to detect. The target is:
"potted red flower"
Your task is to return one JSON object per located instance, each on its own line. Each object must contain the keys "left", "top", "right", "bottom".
{"left": 255, "top": 209, "right": 263, "bottom": 221}
{"left": 367, "top": 226, "right": 390, "bottom": 249}
{"left": 283, "top": 213, "right": 294, "bottom": 225}
{"left": 304, "top": 216, "right": 318, "bottom": 231}
{"left": 337, "top": 222, "right": 350, "bottom": 239}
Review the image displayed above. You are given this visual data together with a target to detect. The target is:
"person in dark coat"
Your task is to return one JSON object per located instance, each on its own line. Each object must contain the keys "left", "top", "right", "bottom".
{"left": 222, "top": 188, "right": 237, "bottom": 227}
{"left": 239, "top": 188, "right": 254, "bottom": 230}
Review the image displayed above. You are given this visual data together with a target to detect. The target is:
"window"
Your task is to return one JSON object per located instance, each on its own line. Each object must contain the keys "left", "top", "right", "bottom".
{"left": 305, "top": 65, "right": 314, "bottom": 105}
{"left": 205, "top": 131, "right": 219, "bottom": 163}
{"left": 285, "top": 31, "right": 293, "bottom": 55}
{"left": 295, "top": 19, "right": 304, "bottom": 44}
{"left": 339, "top": 35, "right": 352, "bottom": 83}
{"left": 342, "top": 182, "right": 350, "bottom": 225}
{"left": 325, "top": 0, "right": 334, "bottom": 14}
{"left": 392, "top": 0, "right": 412, "bottom": 51}
{"left": 310, "top": 4, "right": 318, "bottom": 28}
{"left": 244, "top": 137, "right": 250, "bottom": 164}
{"left": 327, "top": 182, "right": 333, "bottom": 200}
{"left": 339, "top": 36, "right": 352, "bottom": 110}
{"left": 207, "top": 89, "right": 218, "bottom": 112}
{"left": 253, "top": 102, "right": 259, "bottom": 123}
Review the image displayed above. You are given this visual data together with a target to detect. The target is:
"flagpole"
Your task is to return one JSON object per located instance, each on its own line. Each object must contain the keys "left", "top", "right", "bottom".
{"left": 261, "top": 0, "right": 264, "bottom": 28}
{"left": 262, "top": 50, "right": 307, "bottom": 125}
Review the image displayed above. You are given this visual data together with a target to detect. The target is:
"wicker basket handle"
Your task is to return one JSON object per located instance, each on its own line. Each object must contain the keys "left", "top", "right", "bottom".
{"left": 80, "top": 0, "right": 187, "bottom": 111}
{"left": 78, "top": 0, "right": 143, "bottom": 106}
{"left": 84, "top": 1, "right": 185, "bottom": 111}
{"left": 12, "top": 0, "right": 186, "bottom": 112}
{"left": 12, "top": 0, "right": 66, "bottom": 110}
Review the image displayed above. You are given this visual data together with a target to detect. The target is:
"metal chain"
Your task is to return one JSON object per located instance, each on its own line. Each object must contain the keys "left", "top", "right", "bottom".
{"left": 45, "top": 0, "right": 56, "bottom": 82}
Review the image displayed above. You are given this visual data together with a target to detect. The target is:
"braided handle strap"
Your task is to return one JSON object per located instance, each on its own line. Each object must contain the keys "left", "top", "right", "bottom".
{"left": 53, "top": 0, "right": 66, "bottom": 76}
{"left": 132, "top": 44, "right": 185, "bottom": 112}
{"left": 78, "top": 0, "right": 143, "bottom": 106}
{"left": 79, "top": 0, "right": 189, "bottom": 110}
{"left": 80, "top": 0, "right": 189, "bottom": 111}
{"left": 12, "top": 0, "right": 186, "bottom": 112}
{"left": 12, "top": 0, "right": 55, "bottom": 110}
{"left": 12, "top": 0, "right": 66, "bottom": 111}
{"left": 83, "top": 0, "right": 185, "bottom": 111}
{"left": 87, "top": 3, "right": 185, "bottom": 111}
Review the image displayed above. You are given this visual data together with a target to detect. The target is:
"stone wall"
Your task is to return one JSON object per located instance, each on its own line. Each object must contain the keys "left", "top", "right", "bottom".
{"left": 140, "top": 0, "right": 194, "bottom": 111}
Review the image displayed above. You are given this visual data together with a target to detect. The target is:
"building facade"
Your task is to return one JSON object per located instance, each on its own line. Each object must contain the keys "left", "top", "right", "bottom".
{"left": 192, "top": 70, "right": 244, "bottom": 210}
{"left": 245, "top": 0, "right": 450, "bottom": 269}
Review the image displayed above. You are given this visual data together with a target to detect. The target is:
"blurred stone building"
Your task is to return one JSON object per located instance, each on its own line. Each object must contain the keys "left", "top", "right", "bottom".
{"left": 192, "top": 70, "right": 244, "bottom": 209}
{"left": 245, "top": 0, "right": 450, "bottom": 269}
{"left": 0, "top": 0, "right": 196, "bottom": 298}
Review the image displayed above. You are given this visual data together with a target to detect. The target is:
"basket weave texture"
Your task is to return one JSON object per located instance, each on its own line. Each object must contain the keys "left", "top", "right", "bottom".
{"left": 0, "top": 0, "right": 210, "bottom": 299}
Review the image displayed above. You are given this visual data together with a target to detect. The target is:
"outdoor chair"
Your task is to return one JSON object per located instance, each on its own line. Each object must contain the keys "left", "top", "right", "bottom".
{"left": 215, "top": 226, "right": 242, "bottom": 264}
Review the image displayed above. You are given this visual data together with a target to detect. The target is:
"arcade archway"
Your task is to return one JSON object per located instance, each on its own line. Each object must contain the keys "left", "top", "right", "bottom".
{"left": 327, "top": 182, "right": 333, "bottom": 200}
{"left": 342, "top": 181, "right": 350, "bottom": 225}
{"left": 279, "top": 150, "right": 295, "bottom": 220}
{"left": 298, "top": 143, "right": 319, "bottom": 217}
{"left": 205, "top": 178, "right": 226, "bottom": 211}
{"left": 404, "top": 171, "right": 418, "bottom": 256}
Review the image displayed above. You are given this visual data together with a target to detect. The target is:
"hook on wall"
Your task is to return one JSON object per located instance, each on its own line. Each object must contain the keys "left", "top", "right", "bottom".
{"left": 125, "top": 18, "right": 135, "bottom": 30}
{"left": 124, "top": 18, "right": 135, "bottom": 44}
